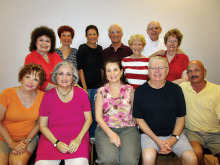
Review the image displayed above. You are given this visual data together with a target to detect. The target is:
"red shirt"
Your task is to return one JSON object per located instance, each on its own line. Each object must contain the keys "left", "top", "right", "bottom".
{"left": 164, "top": 51, "right": 189, "bottom": 81}
{"left": 25, "top": 50, "right": 62, "bottom": 90}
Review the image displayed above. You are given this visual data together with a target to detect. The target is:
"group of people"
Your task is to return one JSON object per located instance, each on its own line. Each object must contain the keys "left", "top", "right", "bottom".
{"left": 0, "top": 20, "right": 219, "bottom": 165}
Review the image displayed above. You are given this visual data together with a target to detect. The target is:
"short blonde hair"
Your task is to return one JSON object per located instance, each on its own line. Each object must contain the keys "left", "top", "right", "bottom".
{"left": 128, "top": 34, "right": 146, "bottom": 47}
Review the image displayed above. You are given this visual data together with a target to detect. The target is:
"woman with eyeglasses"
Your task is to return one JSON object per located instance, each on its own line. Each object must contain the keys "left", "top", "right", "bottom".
{"left": 157, "top": 29, "right": 189, "bottom": 84}
{"left": 35, "top": 61, "right": 92, "bottom": 165}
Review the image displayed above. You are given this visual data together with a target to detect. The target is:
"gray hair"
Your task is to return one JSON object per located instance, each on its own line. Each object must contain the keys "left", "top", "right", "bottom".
{"left": 108, "top": 24, "right": 123, "bottom": 34}
{"left": 148, "top": 56, "right": 169, "bottom": 68}
{"left": 52, "top": 61, "right": 79, "bottom": 84}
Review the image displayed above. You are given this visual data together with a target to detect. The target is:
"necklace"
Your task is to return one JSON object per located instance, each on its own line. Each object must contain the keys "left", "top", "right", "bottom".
{"left": 57, "top": 86, "right": 72, "bottom": 99}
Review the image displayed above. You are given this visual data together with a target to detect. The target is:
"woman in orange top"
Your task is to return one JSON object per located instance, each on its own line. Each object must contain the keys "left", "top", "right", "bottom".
{"left": 0, "top": 63, "right": 46, "bottom": 165}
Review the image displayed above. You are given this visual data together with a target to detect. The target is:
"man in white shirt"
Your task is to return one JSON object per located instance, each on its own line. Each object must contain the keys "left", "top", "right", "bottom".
{"left": 143, "top": 21, "right": 166, "bottom": 57}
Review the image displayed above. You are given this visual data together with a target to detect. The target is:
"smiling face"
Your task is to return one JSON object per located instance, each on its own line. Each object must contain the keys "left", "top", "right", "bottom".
{"left": 86, "top": 29, "right": 99, "bottom": 45}
{"left": 105, "top": 62, "right": 123, "bottom": 84}
{"left": 165, "top": 35, "right": 179, "bottom": 52}
{"left": 108, "top": 25, "right": 123, "bottom": 44}
{"left": 130, "top": 40, "right": 144, "bottom": 56}
{"left": 147, "top": 22, "right": 162, "bottom": 41}
{"left": 56, "top": 65, "right": 73, "bottom": 88}
{"left": 60, "top": 31, "right": 73, "bottom": 46}
{"left": 149, "top": 59, "right": 169, "bottom": 82}
{"left": 21, "top": 72, "right": 40, "bottom": 91}
{"left": 187, "top": 61, "right": 206, "bottom": 84}
{"left": 36, "top": 35, "right": 51, "bottom": 55}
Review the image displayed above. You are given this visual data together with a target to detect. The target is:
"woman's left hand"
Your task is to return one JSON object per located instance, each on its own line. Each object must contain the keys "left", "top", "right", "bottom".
{"left": 68, "top": 136, "right": 82, "bottom": 153}
{"left": 11, "top": 140, "right": 29, "bottom": 155}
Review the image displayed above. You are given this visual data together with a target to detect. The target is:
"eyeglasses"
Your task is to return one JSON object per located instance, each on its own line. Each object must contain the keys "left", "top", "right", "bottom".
{"left": 110, "top": 31, "right": 122, "bottom": 35}
{"left": 149, "top": 66, "right": 168, "bottom": 71}
{"left": 148, "top": 27, "right": 160, "bottom": 31}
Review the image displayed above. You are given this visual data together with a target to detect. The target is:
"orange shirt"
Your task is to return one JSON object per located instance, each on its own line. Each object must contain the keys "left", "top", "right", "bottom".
{"left": 0, "top": 87, "right": 44, "bottom": 141}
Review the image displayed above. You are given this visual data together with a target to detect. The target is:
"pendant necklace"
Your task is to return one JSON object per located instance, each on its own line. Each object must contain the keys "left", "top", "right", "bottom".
{"left": 57, "top": 86, "right": 72, "bottom": 99}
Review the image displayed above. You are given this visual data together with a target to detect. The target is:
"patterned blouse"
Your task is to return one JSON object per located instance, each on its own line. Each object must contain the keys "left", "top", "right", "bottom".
{"left": 98, "top": 83, "right": 136, "bottom": 128}
{"left": 55, "top": 48, "right": 77, "bottom": 68}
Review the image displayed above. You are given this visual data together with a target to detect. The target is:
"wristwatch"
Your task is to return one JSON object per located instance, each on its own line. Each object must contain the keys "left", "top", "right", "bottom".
{"left": 54, "top": 140, "right": 60, "bottom": 147}
{"left": 171, "top": 134, "right": 180, "bottom": 140}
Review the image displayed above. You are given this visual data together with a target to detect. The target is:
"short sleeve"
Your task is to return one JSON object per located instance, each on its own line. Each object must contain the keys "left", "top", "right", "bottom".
{"left": 39, "top": 92, "right": 50, "bottom": 116}
{"left": 175, "top": 86, "right": 186, "bottom": 117}
{"left": 76, "top": 45, "right": 85, "bottom": 70}
{"left": 215, "top": 88, "right": 220, "bottom": 120}
{"left": 132, "top": 89, "right": 144, "bottom": 119}
{"left": 78, "top": 88, "right": 91, "bottom": 112}
{"left": 0, "top": 89, "right": 9, "bottom": 108}
{"left": 182, "top": 54, "right": 189, "bottom": 72}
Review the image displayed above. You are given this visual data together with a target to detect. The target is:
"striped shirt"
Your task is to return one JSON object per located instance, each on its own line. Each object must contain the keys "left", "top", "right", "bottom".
{"left": 122, "top": 57, "right": 149, "bottom": 89}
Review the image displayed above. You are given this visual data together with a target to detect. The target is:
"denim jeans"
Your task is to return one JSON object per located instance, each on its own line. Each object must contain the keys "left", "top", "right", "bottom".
{"left": 88, "top": 88, "right": 98, "bottom": 138}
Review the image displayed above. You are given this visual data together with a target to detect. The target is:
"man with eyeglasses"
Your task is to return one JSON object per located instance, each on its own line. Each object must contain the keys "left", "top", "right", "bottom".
{"left": 103, "top": 24, "right": 132, "bottom": 62}
{"left": 180, "top": 60, "right": 220, "bottom": 165}
{"left": 133, "top": 56, "right": 197, "bottom": 165}
{"left": 143, "top": 21, "right": 166, "bottom": 57}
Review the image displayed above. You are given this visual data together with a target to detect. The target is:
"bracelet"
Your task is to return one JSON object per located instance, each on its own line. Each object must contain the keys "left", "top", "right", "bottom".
{"left": 54, "top": 140, "right": 60, "bottom": 147}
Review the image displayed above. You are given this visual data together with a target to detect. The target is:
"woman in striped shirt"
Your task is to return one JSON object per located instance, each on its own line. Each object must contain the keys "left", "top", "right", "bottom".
{"left": 122, "top": 34, "right": 149, "bottom": 89}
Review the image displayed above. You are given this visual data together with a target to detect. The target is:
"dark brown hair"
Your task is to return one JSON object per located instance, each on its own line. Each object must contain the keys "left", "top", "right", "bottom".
{"left": 29, "top": 26, "right": 56, "bottom": 53}
{"left": 103, "top": 57, "right": 128, "bottom": 85}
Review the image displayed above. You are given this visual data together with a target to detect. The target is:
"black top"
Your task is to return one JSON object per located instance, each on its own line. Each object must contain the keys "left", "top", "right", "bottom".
{"left": 77, "top": 44, "right": 103, "bottom": 89}
{"left": 133, "top": 81, "right": 186, "bottom": 136}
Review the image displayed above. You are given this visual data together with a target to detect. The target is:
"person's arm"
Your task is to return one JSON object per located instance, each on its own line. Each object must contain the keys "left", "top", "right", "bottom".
{"left": 163, "top": 116, "right": 185, "bottom": 149}
{"left": 39, "top": 116, "right": 69, "bottom": 153}
{"left": 0, "top": 104, "right": 28, "bottom": 154}
{"left": 78, "top": 69, "right": 88, "bottom": 91}
{"left": 172, "top": 70, "right": 189, "bottom": 85}
{"left": 95, "top": 92, "right": 121, "bottom": 147}
{"left": 68, "top": 111, "right": 92, "bottom": 153}
{"left": 135, "top": 118, "right": 171, "bottom": 154}
{"left": 149, "top": 49, "right": 166, "bottom": 58}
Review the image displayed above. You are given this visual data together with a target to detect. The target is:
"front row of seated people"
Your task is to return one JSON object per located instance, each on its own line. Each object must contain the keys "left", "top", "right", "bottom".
{"left": 0, "top": 58, "right": 219, "bottom": 165}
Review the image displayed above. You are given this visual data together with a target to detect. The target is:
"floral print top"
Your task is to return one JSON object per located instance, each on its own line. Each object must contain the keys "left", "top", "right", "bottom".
{"left": 98, "top": 83, "right": 136, "bottom": 128}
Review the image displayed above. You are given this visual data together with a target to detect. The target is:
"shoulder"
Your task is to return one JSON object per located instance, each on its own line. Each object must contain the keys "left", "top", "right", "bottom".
{"left": 78, "top": 44, "right": 87, "bottom": 49}
{"left": 121, "top": 43, "right": 130, "bottom": 50}
{"left": 207, "top": 81, "right": 220, "bottom": 91}
{"left": 71, "top": 48, "right": 77, "bottom": 52}
{"left": 122, "top": 84, "right": 133, "bottom": 93}
{"left": 0, "top": 87, "right": 14, "bottom": 96}
{"left": 135, "top": 82, "right": 148, "bottom": 94}
{"left": 103, "top": 45, "right": 111, "bottom": 52}
{"left": 177, "top": 53, "right": 189, "bottom": 59}
{"left": 166, "top": 81, "right": 183, "bottom": 94}
{"left": 74, "top": 86, "right": 88, "bottom": 96}
{"left": 97, "top": 45, "right": 103, "bottom": 50}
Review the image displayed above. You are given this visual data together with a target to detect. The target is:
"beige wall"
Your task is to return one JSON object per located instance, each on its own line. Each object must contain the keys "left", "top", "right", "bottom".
{"left": 0, "top": 0, "right": 220, "bottom": 91}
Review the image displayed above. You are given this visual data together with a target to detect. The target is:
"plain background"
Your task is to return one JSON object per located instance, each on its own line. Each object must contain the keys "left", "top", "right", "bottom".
{"left": 0, "top": 0, "right": 220, "bottom": 91}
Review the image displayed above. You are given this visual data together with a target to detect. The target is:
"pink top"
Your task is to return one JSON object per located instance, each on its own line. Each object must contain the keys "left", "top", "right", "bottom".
{"left": 24, "top": 50, "right": 62, "bottom": 90}
{"left": 98, "top": 83, "right": 136, "bottom": 128}
{"left": 35, "top": 87, "right": 91, "bottom": 162}
{"left": 163, "top": 51, "right": 189, "bottom": 81}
